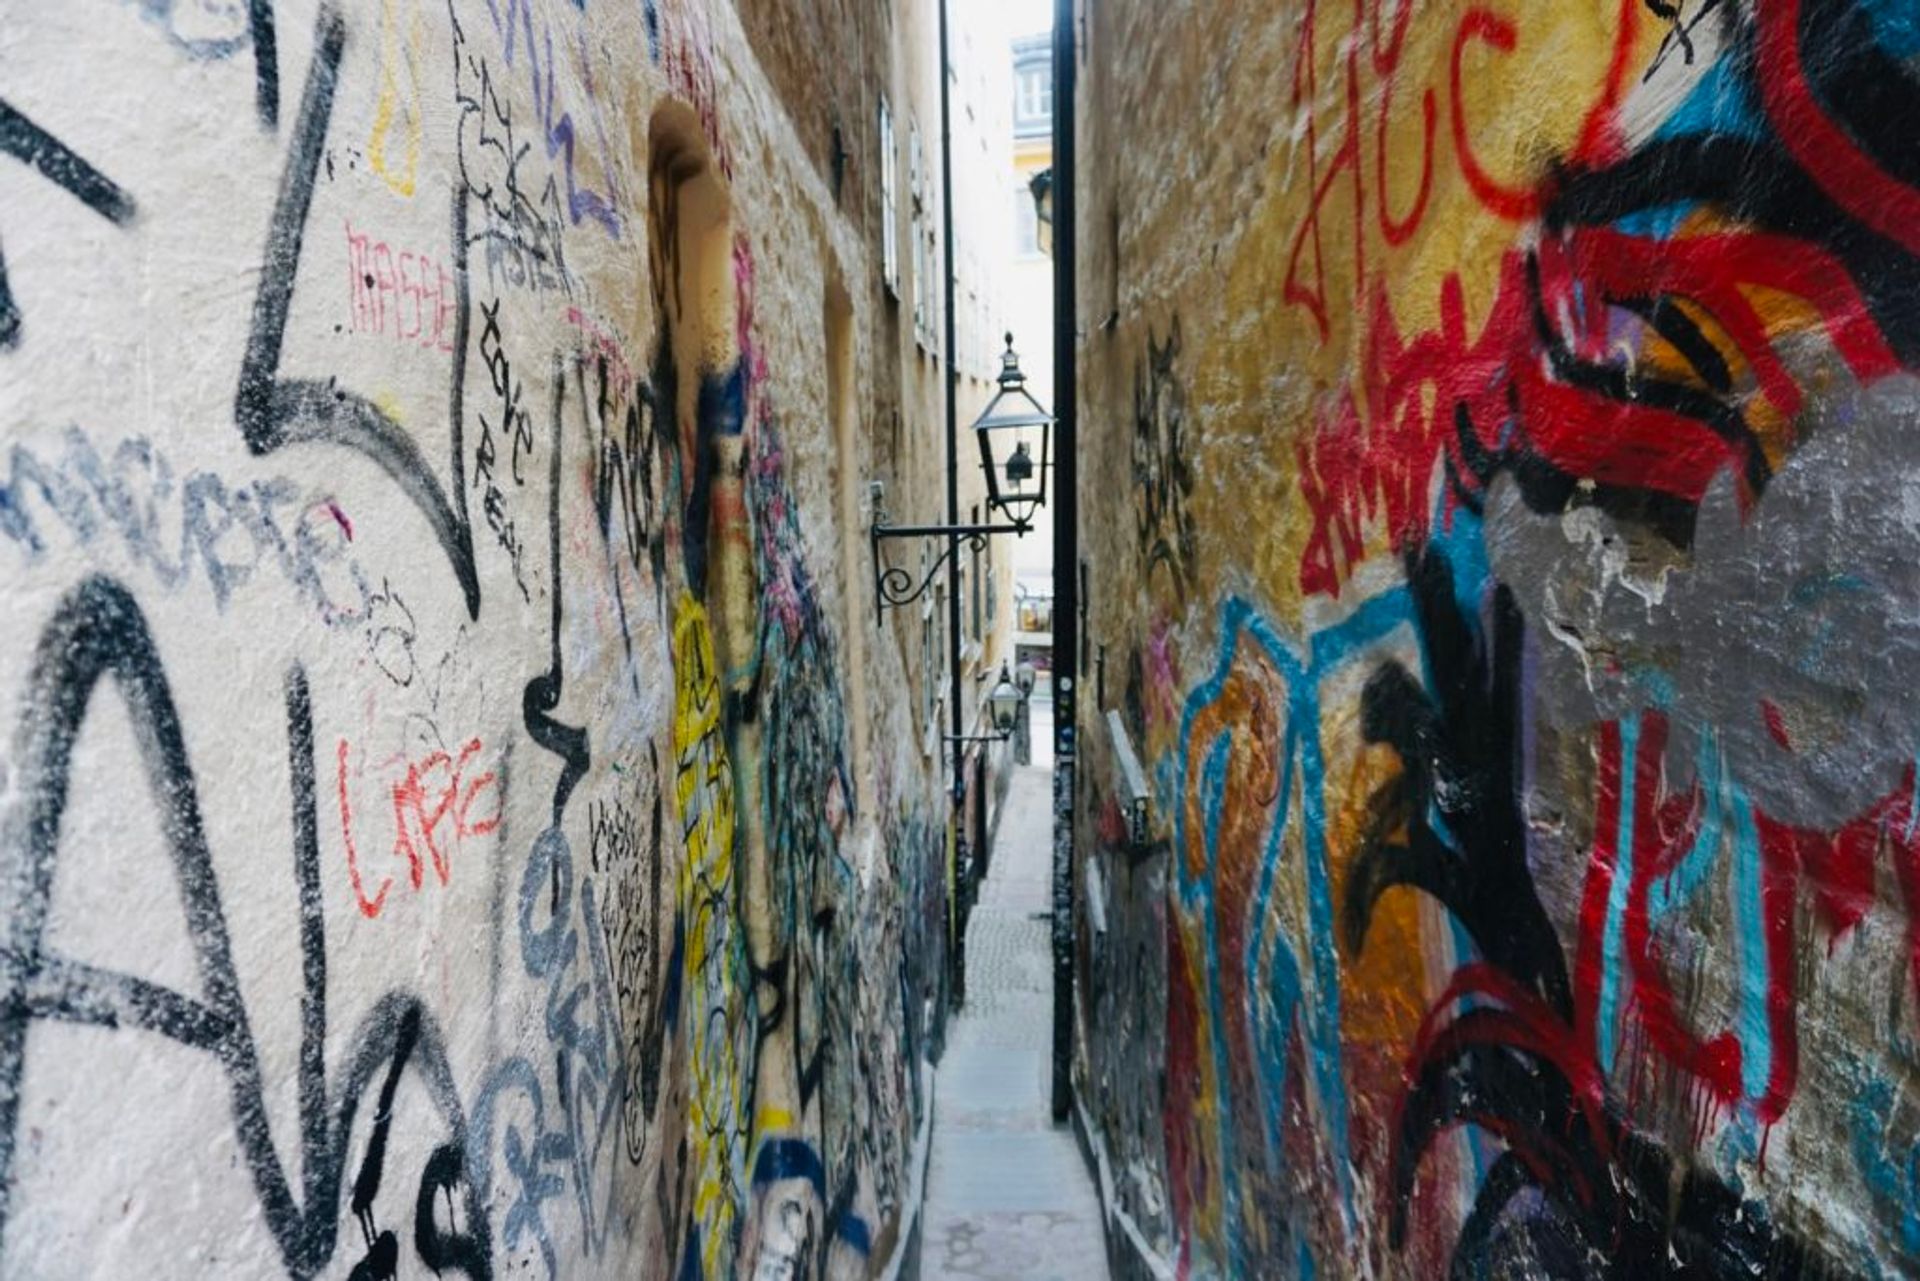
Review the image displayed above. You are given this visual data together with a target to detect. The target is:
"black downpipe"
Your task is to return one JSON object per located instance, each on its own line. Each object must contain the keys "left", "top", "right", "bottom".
{"left": 938, "top": 1, "right": 961, "bottom": 803}
{"left": 938, "top": 0, "right": 969, "bottom": 1006}
{"left": 1049, "top": 0, "right": 1078, "bottom": 1123}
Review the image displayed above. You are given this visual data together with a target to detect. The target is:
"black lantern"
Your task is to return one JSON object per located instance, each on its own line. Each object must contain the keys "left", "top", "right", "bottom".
{"left": 869, "top": 339, "right": 1055, "bottom": 625}
{"left": 973, "top": 334, "right": 1053, "bottom": 529}
{"left": 1029, "top": 168, "right": 1054, "bottom": 258}
{"left": 986, "top": 664, "right": 1025, "bottom": 735}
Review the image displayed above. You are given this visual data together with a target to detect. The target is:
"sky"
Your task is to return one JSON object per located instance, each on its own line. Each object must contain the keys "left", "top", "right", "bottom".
{"left": 983, "top": 0, "right": 1053, "bottom": 41}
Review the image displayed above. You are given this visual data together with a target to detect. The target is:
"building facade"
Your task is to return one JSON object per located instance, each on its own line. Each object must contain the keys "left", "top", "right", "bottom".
{"left": 1070, "top": 0, "right": 1920, "bottom": 1276}
{"left": 0, "top": 0, "right": 1008, "bottom": 1275}
{"left": 1006, "top": 30, "right": 1055, "bottom": 687}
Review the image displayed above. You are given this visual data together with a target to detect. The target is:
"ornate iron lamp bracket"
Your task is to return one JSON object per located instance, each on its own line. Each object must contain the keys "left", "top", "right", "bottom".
{"left": 870, "top": 512, "right": 1030, "bottom": 625}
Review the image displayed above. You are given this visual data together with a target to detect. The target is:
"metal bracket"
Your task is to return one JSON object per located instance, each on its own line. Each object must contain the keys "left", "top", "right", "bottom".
{"left": 870, "top": 506, "right": 1032, "bottom": 625}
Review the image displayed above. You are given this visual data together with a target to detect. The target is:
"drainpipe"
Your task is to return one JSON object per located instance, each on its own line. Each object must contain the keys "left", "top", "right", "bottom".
{"left": 1049, "top": 0, "right": 1078, "bottom": 1123}
{"left": 938, "top": 0, "right": 974, "bottom": 1013}
{"left": 938, "top": 0, "right": 963, "bottom": 807}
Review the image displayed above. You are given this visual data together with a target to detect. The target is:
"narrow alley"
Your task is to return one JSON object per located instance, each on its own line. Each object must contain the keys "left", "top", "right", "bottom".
{"left": 12, "top": 0, "right": 1920, "bottom": 1277}
{"left": 918, "top": 712, "right": 1108, "bottom": 1281}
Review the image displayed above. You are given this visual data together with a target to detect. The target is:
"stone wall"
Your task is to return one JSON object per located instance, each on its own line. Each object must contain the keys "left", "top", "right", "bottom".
{"left": 1072, "top": 1, "right": 1920, "bottom": 1275}
{"left": 0, "top": 0, "right": 948, "bottom": 1276}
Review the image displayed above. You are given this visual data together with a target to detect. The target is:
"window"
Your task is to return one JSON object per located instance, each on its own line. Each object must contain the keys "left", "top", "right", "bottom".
{"left": 879, "top": 98, "right": 898, "bottom": 294}
{"left": 1014, "top": 183, "right": 1039, "bottom": 256}
{"left": 1018, "top": 68, "right": 1052, "bottom": 121}
{"left": 909, "top": 121, "right": 931, "bottom": 351}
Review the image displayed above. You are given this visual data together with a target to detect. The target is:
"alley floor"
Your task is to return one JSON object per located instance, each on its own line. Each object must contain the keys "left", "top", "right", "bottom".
{"left": 917, "top": 711, "right": 1109, "bottom": 1281}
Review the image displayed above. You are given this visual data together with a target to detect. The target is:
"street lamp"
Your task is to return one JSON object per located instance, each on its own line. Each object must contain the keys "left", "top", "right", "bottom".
{"left": 973, "top": 335, "right": 1052, "bottom": 527}
{"left": 869, "top": 333, "right": 1054, "bottom": 623}
{"left": 1030, "top": 168, "right": 1053, "bottom": 258}
{"left": 947, "top": 664, "right": 1027, "bottom": 744}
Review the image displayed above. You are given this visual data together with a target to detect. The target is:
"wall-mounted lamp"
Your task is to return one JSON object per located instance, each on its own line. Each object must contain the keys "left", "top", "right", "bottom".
{"left": 973, "top": 336, "right": 1052, "bottom": 525}
{"left": 1014, "top": 660, "right": 1038, "bottom": 697}
{"left": 871, "top": 334, "right": 1055, "bottom": 623}
{"left": 1029, "top": 168, "right": 1053, "bottom": 259}
{"left": 946, "top": 663, "right": 1028, "bottom": 744}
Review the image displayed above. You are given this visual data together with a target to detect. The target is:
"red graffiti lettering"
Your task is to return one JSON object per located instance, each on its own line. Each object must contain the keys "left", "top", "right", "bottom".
{"left": 343, "top": 219, "right": 458, "bottom": 352}
{"left": 335, "top": 734, "right": 501, "bottom": 918}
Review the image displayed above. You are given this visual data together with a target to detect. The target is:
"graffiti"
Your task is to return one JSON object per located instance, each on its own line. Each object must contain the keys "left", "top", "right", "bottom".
{"left": 1851, "top": 1061, "right": 1920, "bottom": 1265}
{"left": 236, "top": 2, "right": 479, "bottom": 616}
{"left": 741, "top": 425, "right": 871, "bottom": 1273}
{"left": 344, "top": 219, "right": 459, "bottom": 350}
{"left": 1343, "top": 550, "right": 1844, "bottom": 1274}
{"left": 0, "top": 426, "right": 371, "bottom": 624}
{"left": 0, "top": 98, "right": 136, "bottom": 349}
{"left": 472, "top": 299, "right": 537, "bottom": 601}
{"left": 657, "top": 6, "right": 735, "bottom": 182}
{"left": 368, "top": 0, "right": 425, "bottom": 197}
{"left": 574, "top": 306, "right": 673, "bottom": 612}
{"left": 0, "top": 0, "right": 944, "bottom": 1275}
{"left": 1085, "top": 2, "right": 1920, "bottom": 1275}
{"left": 109, "top": 0, "right": 281, "bottom": 123}
{"left": 1130, "top": 320, "right": 1195, "bottom": 601}
{"left": 116, "top": 0, "right": 253, "bottom": 58}
{"left": 1160, "top": 588, "right": 1412, "bottom": 1275}
{"left": 588, "top": 751, "right": 677, "bottom": 1166}
{"left": 0, "top": 577, "right": 491, "bottom": 1276}
{"left": 251, "top": 0, "right": 279, "bottom": 125}
{"left": 1293, "top": 0, "right": 1920, "bottom": 599}
{"left": 672, "top": 590, "right": 752, "bottom": 1275}
{"left": 337, "top": 729, "right": 502, "bottom": 919}
{"left": 1280, "top": 0, "right": 1634, "bottom": 341}
{"left": 453, "top": 11, "right": 579, "bottom": 295}
{"left": 1644, "top": 0, "right": 1729, "bottom": 76}
{"left": 479, "top": 0, "right": 630, "bottom": 239}
{"left": 461, "top": 358, "right": 640, "bottom": 1281}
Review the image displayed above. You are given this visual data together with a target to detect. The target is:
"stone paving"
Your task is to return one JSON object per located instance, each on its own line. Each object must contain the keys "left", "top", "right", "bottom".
{"left": 919, "top": 720, "right": 1109, "bottom": 1281}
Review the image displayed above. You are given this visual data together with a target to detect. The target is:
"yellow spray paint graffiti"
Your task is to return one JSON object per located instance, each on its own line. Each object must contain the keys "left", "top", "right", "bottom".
{"left": 368, "top": 0, "right": 423, "bottom": 198}
{"left": 672, "top": 592, "right": 752, "bottom": 1274}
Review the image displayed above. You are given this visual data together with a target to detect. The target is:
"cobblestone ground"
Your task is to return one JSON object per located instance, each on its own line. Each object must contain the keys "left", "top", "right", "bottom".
{"left": 919, "top": 726, "right": 1109, "bottom": 1281}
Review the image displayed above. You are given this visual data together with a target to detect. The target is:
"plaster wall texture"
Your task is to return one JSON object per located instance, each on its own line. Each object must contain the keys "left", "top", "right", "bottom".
{"left": 0, "top": 0, "right": 973, "bottom": 1277}
{"left": 1070, "top": 0, "right": 1920, "bottom": 1276}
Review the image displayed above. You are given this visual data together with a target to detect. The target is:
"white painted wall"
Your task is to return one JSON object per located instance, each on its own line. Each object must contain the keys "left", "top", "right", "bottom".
{"left": 0, "top": 2, "right": 944, "bottom": 1276}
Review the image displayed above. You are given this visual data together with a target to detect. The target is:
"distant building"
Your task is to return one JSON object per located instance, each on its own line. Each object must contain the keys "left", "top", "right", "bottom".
{"left": 1008, "top": 31, "right": 1054, "bottom": 688}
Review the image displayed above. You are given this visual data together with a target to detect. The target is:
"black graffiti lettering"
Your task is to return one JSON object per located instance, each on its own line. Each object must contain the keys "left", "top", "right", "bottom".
{"left": 0, "top": 577, "right": 491, "bottom": 1277}
{"left": 249, "top": 0, "right": 279, "bottom": 127}
{"left": 236, "top": 2, "right": 479, "bottom": 617}
{"left": 452, "top": 16, "right": 575, "bottom": 298}
{"left": 415, "top": 1142, "right": 487, "bottom": 1274}
{"left": 1131, "top": 319, "right": 1194, "bottom": 600}
{"left": 0, "top": 99, "right": 135, "bottom": 350}
{"left": 0, "top": 237, "right": 16, "bottom": 349}
{"left": 0, "top": 100, "right": 137, "bottom": 224}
